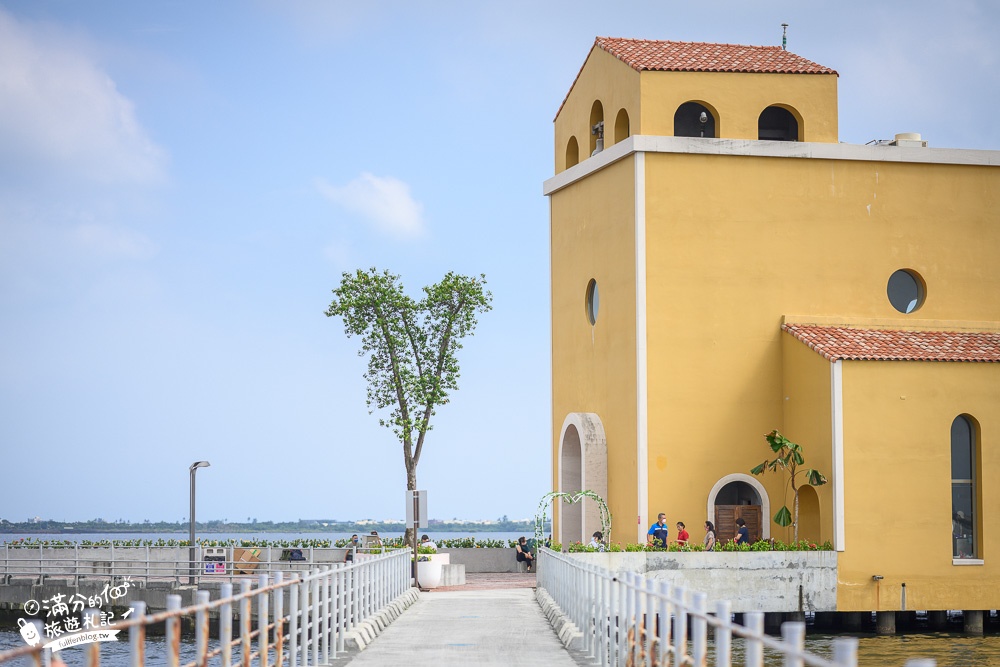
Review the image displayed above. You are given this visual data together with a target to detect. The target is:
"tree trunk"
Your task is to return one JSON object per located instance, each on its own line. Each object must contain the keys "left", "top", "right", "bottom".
{"left": 404, "top": 465, "right": 417, "bottom": 547}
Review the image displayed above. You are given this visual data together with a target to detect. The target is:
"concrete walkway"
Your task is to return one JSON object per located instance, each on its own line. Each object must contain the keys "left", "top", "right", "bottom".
{"left": 341, "top": 588, "right": 580, "bottom": 666}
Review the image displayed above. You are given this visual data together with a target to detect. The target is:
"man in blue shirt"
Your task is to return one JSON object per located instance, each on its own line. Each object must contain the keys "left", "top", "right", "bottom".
{"left": 647, "top": 513, "right": 669, "bottom": 549}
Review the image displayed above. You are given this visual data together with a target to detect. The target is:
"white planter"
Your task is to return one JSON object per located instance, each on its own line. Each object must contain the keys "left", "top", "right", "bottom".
{"left": 415, "top": 553, "right": 449, "bottom": 588}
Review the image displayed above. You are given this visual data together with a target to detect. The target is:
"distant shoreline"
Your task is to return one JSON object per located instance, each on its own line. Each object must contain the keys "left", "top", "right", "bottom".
{"left": 0, "top": 522, "right": 546, "bottom": 535}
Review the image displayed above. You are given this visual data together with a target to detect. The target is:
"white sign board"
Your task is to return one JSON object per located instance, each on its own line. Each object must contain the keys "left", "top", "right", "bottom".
{"left": 406, "top": 490, "right": 428, "bottom": 528}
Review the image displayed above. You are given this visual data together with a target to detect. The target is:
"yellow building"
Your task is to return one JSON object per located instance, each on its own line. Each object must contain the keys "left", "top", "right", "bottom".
{"left": 545, "top": 37, "right": 1000, "bottom": 613}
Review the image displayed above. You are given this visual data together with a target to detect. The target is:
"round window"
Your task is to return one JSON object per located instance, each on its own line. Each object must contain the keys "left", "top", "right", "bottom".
{"left": 585, "top": 279, "right": 599, "bottom": 325}
{"left": 886, "top": 269, "right": 924, "bottom": 314}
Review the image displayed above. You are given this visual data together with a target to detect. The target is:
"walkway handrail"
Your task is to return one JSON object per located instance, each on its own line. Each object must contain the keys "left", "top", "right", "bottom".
{"left": 0, "top": 547, "right": 413, "bottom": 666}
{"left": 0, "top": 543, "right": 378, "bottom": 585}
{"left": 537, "top": 547, "right": 885, "bottom": 667}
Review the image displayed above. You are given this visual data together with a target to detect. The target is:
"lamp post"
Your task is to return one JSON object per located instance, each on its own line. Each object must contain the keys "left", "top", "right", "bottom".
{"left": 189, "top": 461, "right": 211, "bottom": 584}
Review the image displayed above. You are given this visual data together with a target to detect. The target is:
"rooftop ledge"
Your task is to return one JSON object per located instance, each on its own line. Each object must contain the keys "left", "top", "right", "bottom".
{"left": 542, "top": 134, "right": 1000, "bottom": 196}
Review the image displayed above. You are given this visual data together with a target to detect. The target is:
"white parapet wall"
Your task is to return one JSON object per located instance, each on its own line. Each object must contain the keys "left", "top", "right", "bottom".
{"left": 564, "top": 551, "right": 838, "bottom": 613}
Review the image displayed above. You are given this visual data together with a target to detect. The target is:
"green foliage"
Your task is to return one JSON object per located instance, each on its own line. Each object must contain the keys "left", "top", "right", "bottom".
{"left": 751, "top": 429, "right": 828, "bottom": 540}
{"left": 325, "top": 268, "right": 492, "bottom": 492}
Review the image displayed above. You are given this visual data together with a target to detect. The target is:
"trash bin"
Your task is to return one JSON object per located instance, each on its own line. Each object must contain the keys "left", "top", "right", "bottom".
{"left": 204, "top": 547, "right": 226, "bottom": 575}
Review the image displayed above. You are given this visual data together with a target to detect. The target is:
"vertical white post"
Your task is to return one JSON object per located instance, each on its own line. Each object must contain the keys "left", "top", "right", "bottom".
{"left": 832, "top": 637, "right": 858, "bottom": 667}
{"left": 166, "top": 595, "right": 182, "bottom": 667}
{"left": 128, "top": 601, "right": 146, "bottom": 667}
{"left": 289, "top": 580, "right": 299, "bottom": 667}
{"left": 745, "top": 611, "right": 765, "bottom": 667}
{"left": 691, "top": 592, "right": 708, "bottom": 667}
{"left": 220, "top": 583, "right": 233, "bottom": 667}
{"left": 714, "top": 600, "right": 732, "bottom": 667}
{"left": 257, "top": 574, "right": 269, "bottom": 667}
{"left": 782, "top": 622, "right": 806, "bottom": 667}
{"left": 195, "top": 590, "right": 210, "bottom": 667}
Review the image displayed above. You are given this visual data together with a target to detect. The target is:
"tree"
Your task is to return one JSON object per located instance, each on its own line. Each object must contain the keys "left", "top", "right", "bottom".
{"left": 750, "top": 430, "right": 828, "bottom": 542}
{"left": 326, "top": 268, "right": 493, "bottom": 536}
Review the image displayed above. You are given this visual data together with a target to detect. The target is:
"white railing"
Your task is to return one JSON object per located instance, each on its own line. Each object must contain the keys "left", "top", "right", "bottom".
{"left": 0, "top": 544, "right": 370, "bottom": 585}
{"left": 537, "top": 548, "right": 934, "bottom": 667}
{"left": 0, "top": 548, "right": 413, "bottom": 666}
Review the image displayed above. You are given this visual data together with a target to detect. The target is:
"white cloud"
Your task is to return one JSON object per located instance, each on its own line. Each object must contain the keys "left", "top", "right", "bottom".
{"left": 0, "top": 8, "right": 166, "bottom": 186}
{"left": 316, "top": 173, "right": 426, "bottom": 239}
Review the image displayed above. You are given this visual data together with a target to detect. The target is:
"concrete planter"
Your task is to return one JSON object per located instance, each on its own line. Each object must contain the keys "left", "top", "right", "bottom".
{"left": 415, "top": 554, "right": 450, "bottom": 588}
{"left": 564, "top": 550, "right": 837, "bottom": 613}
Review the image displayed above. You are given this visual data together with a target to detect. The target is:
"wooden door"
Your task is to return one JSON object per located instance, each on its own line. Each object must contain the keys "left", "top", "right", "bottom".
{"left": 715, "top": 505, "right": 763, "bottom": 544}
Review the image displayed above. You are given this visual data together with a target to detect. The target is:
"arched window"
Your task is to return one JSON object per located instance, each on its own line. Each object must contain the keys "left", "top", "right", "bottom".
{"left": 565, "top": 136, "right": 579, "bottom": 169}
{"left": 614, "top": 108, "right": 630, "bottom": 144}
{"left": 674, "top": 102, "right": 716, "bottom": 138}
{"left": 589, "top": 100, "right": 604, "bottom": 156}
{"left": 758, "top": 106, "right": 799, "bottom": 141}
{"left": 951, "top": 415, "right": 979, "bottom": 559}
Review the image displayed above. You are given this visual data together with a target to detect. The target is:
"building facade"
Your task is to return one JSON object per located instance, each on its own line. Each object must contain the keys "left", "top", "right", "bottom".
{"left": 546, "top": 37, "right": 1000, "bottom": 612}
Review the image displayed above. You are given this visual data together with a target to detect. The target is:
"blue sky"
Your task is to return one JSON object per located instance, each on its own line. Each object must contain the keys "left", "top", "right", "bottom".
{"left": 2, "top": 1, "right": 998, "bottom": 524}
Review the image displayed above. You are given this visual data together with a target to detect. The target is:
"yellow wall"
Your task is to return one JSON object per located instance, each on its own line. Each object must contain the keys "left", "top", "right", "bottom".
{"left": 780, "top": 330, "right": 834, "bottom": 546}
{"left": 555, "top": 47, "right": 641, "bottom": 173}
{"left": 639, "top": 70, "right": 838, "bottom": 142}
{"left": 550, "top": 157, "right": 638, "bottom": 545}
{"left": 550, "top": 43, "right": 998, "bottom": 607}
{"left": 837, "top": 360, "right": 999, "bottom": 611}
{"left": 554, "top": 46, "right": 839, "bottom": 170}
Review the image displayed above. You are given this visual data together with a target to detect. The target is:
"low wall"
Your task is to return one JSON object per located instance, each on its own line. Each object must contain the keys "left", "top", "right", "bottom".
{"left": 437, "top": 548, "right": 523, "bottom": 573}
{"left": 563, "top": 551, "right": 837, "bottom": 613}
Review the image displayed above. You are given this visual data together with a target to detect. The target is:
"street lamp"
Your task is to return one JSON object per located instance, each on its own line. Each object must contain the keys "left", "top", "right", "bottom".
{"left": 189, "top": 461, "right": 211, "bottom": 584}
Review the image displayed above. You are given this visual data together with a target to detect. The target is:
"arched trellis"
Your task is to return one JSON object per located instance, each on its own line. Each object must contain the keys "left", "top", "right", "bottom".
{"left": 534, "top": 490, "right": 611, "bottom": 547}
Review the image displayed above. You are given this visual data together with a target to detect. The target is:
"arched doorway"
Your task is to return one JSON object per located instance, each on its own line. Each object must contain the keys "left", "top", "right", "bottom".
{"left": 707, "top": 474, "right": 770, "bottom": 544}
{"left": 797, "top": 485, "right": 821, "bottom": 544}
{"left": 558, "top": 413, "right": 608, "bottom": 545}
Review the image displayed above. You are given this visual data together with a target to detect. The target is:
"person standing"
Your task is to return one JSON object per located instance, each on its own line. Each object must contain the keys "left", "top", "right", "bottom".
{"left": 734, "top": 518, "right": 750, "bottom": 545}
{"left": 676, "top": 522, "right": 690, "bottom": 546}
{"left": 647, "top": 513, "right": 669, "bottom": 549}
{"left": 344, "top": 534, "right": 360, "bottom": 562}
{"left": 703, "top": 521, "right": 717, "bottom": 551}
{"left": 588, "top": 531, "right": 606, "bottom": 552}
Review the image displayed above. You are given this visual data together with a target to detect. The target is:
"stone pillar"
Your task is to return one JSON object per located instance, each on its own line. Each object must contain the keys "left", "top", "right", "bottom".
{"left": 876, "top": 611, "right": 896, "bottom": 635}
{"left": 963, "top": 610, "right": 984, "bottom": 634}
{"left": 814, "top": 612, "right": 839, "bottom": 631}
{"left": 764, "top": 612, "right": 783, "bottom": 635}
{"left": 927, "top": 610, "right": 949, "bottom": 631}
{"left": 841, "top": 612, "right": 865, "bottom": 632}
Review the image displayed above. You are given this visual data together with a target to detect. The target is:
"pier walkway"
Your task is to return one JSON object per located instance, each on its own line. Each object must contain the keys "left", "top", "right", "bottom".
{"left": 335, "top": 582, "right": 579, "bottom": 666}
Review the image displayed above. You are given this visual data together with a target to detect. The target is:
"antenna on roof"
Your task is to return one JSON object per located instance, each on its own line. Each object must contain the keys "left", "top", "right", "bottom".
{"left": 781, "top": 23, "right": 788, "bottom": 50}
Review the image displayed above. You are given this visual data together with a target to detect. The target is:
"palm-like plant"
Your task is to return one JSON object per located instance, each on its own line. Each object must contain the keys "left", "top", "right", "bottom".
{"left": 750, "top": 430, "right": 827, "bottom": 542}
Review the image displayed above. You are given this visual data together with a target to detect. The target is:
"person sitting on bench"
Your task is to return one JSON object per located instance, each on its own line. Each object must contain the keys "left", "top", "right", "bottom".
{"left": 515, "top": 536, "right": 534, "bottom": 572}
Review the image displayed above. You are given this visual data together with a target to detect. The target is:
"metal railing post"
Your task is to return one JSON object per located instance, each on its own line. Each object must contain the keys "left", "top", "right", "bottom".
{"left": 298, "top": 577, "right": 309, "bottom": 667}
{"left": 274, "top": 572, "right": 285, "bottom": 667}
{"left": 781, "top": 621, "right": 806, "bottom": 667}
{"left": 310, "top": 569, "right": 320, "bottom": 666}
{"left": 691, "top": 591, "right": 708, "bottom": 667}
{"left": 288, "top": 577, "right": 299, "bottom": 667}
{"left": 673, "top": 586, "right": 688, "bottom": 667}
{"left": 714, "top": 599, "right": 732, "bottom": 667}
{"left": 195, "top": 590, "right": 210, "bottom": 667}
{"left": 832, "top": 636, "right": 859, "bottom": 667}
{"left": 257, "top": 573, "right": 270, "bottom": 667}
{"left": 128, "top": 601, "right": 147, "bottom": 667}
{"left": 745, "top": 611, "right": 765, "bottom": 667}
{"left": 240, "top": 579, "right": 253, "bottom": 667}
{"left": 220, "top": 582, "right": 233, "bottom": 667}
{"left": 166, "top": 594, "right": 182, "bottom": 667}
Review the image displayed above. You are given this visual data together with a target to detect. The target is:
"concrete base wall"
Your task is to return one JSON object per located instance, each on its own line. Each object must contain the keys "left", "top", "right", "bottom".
{"left": 563, "top": 551, "right": 838, "bottom": 613}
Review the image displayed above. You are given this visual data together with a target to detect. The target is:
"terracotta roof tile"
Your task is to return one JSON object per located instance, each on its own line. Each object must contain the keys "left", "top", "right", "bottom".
{"left": 596, "top": 37, "right": 838, "bottom": 75}
{"left": 782, "top": 324, "right": 1000, "bottom": 362}
{"left": 556, "top": 37, "right": 837, "bottom": 120}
